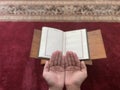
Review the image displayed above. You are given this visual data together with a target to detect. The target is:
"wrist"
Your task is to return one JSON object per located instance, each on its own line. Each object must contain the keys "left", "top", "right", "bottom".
{"left": 66, "top": 84, "right": 80, "bottom": 90}
{"left": 49, "top": 86, "right": 63, "bottom": 90}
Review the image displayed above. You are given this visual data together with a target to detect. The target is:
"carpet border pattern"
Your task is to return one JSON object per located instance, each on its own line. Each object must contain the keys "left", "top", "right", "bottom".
{"left": 0, "top": 1, "right": 120, "bottom": 22}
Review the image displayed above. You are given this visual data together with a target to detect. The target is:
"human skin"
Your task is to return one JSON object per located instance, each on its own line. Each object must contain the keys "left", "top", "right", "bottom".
{"left": 43, "top": 51, "right": 64, "bottom": 90}
{"left": 43, "top": 51, "right": 87, "bottom": 90}
{"left": 65, "top": 51, "right": 87, "bottom": 90}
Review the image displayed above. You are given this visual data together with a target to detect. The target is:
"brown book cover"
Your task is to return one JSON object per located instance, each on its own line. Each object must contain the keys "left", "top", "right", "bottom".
{"left": 30, "top": 29, "right": 106, "bottom": 65}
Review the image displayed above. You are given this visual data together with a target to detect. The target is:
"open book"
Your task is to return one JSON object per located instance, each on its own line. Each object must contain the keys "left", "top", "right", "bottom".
{"left": 38, "top": 27, "right": 89, "bottom": 60}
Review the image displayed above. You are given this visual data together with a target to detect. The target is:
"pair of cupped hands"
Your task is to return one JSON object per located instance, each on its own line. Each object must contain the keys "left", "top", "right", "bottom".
{"left": 43, "top": 51, "right": 87, "bottom": 90}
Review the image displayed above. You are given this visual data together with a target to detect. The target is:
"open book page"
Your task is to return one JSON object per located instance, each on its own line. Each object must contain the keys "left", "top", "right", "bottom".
{"left": 38, "top": 27, "right": 63, "bottom": 58}
{"left": 64, "top": 29, "right": 89, "bottom": 60}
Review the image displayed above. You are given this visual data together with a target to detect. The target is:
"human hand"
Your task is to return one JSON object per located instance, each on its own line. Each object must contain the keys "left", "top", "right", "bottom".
{"left": 65, "top": 51, "right": 87, "bottom": 89}
{"left": 43, "top": 51, "right": 64, "bottom": 90}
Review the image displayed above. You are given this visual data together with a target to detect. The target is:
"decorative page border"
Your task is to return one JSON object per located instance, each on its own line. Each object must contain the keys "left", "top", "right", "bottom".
{"left": 0, "top": 1, "right": 120, "bottom": 22}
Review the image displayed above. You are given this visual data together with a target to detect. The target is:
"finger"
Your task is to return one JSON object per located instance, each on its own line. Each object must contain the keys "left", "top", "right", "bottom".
{"left": 49, "top": 51, "right": 56, "bottom": 66}
{"left": 64, "top": 53, "right": 69, "bottom": 67}
{"left": 73, "top": 52, "right": 80, "bottom": 66}
{"left": 43, "top": 61, "right": 50, "bottom": 72}
{"left": 70, "top": 51, "right": 76, "bottom": 66}
{"left": 61, "top": 56, "right": 65, "bottom": 68}
{"left": 57, "top": 51, "right": 62, "bottom": 66}
{"left": 66, "top": 51, "right": 72, "bottom": 66}
{"left": 53, "top": 51, "right": 59, "bottom": 66}
{"left": 81, "top": 61, "right": 87, "bottom": 71}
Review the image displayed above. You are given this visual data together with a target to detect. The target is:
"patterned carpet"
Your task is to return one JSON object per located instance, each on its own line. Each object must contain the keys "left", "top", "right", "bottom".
{"left": 0, "top": 22, "right": 120, "bottom": 90}
{"left": 0, "top": 0, "right": 120, "bottom": 22}
{"left": 0, "top": 1, "right": 120, "bottom": 90}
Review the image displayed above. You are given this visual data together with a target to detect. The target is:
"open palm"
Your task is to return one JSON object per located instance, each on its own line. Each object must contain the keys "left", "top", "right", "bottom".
{"left": 43, "top": 51, "right": 87, "bottom": 90}
{"left": 43, "top": 51, "right": 64, "bottom": 89}
{"left": 65, "top": 52, "right": 87, "bottom": 86}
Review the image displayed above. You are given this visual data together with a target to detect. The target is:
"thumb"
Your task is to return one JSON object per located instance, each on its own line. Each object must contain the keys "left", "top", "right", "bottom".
{"left": 81, "top": 61, "right": 87, "bottom": 71}
{"left": 43, "top": 61, "right": 49, "bottom": 72}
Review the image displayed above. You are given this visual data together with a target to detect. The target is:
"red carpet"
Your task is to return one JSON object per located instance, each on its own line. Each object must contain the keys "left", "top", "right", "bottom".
{"left": 0, "top": 22, "right": 120, "bottom": 90}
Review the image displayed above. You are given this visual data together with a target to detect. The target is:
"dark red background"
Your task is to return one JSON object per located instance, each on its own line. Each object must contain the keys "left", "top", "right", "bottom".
{"left": 0, "top": 22, "right": 120, "bottom": 90}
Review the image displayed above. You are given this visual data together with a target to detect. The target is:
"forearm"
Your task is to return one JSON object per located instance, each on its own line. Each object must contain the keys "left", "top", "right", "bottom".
{"left": 66, "top": 85, "right": 80, "bottom": 90}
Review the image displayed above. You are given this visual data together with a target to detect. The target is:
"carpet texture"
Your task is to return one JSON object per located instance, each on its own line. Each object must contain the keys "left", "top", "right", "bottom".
{"left": 0, "top": 22, "right": 120, "bottom": 90}
{"left": 0, "top": 1, "right": 120, "bottom": 22}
